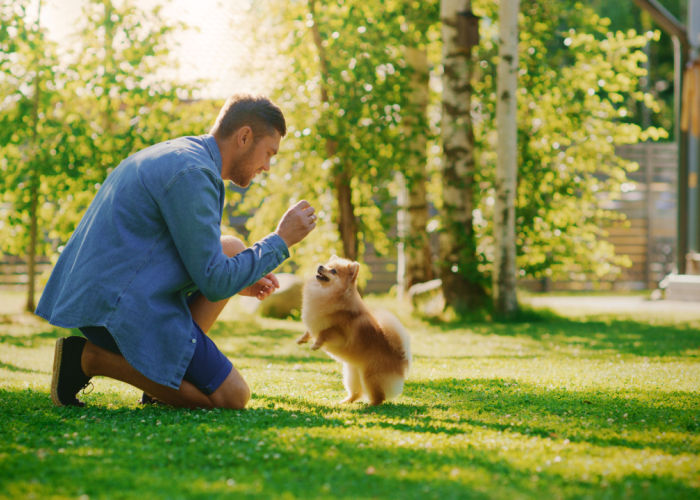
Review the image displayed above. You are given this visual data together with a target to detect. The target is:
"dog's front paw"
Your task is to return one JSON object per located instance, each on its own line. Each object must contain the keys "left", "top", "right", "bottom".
{"left": 296, "top": 331, "right": 311, "bottom": 344}
{"left": 310, "top": 342, "right": 322, "bottom": 350}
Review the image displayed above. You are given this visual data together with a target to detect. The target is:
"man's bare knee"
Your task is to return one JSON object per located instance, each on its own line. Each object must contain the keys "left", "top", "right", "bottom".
{"left": 227, "top": 384, "right": 251, "bottom": 410}
{"left": 221, "top": 236, "right": 245, "bottom": 258}
{"left": 214, "top": 384, "right": 250, "bottom": 410}
{"left": 210, "top": 372, "right": 250, "bottom": 409}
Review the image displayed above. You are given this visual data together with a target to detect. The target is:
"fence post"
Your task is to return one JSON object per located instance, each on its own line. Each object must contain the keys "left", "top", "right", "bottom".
{"left": 645, "top": 142, "right": 653, "bottom": 288}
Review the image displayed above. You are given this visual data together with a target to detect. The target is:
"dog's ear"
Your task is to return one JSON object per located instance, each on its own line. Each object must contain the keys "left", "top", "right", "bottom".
{"left": 350, "top": 262, "right": 360, "bottom": 282}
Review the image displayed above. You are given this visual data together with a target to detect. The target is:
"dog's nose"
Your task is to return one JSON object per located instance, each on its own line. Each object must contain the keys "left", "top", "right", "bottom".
{"left": 317, "top": 265, "right": 325, "bottom": 273}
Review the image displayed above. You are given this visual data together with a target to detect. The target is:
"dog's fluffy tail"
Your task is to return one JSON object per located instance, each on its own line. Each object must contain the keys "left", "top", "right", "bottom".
{"left": 374, "top": 309, "right": 411, "bottom": 372}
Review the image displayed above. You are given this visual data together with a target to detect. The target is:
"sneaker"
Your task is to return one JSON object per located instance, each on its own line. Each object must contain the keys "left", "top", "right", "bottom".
{"left": 50, "top": 336, "right": 92, "bottom": 407}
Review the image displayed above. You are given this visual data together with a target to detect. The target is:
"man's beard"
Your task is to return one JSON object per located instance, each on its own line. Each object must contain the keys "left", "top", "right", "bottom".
{"left": 230, "top": 146, "right": 256, "bottom": 188}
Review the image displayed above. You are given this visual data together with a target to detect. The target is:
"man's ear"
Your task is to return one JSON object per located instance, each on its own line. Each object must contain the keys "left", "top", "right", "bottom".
{"left": 350, "top": 262, "right": 360, "bottom": 283}
{"left": 237, "top": 126, "right": 253, "bottom": 147}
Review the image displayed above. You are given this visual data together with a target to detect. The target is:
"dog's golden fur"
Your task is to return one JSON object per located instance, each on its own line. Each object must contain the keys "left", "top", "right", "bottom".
{"left": 297, "top": 256, "right": 411, "bottom": 405}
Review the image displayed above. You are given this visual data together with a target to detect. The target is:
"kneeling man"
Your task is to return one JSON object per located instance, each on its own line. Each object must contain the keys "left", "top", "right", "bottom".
{"left": 36, "top": 94, "right": 316, "bottom": 409}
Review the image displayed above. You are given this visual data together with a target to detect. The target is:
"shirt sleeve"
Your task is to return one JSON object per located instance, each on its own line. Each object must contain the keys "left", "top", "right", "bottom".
{"left": 157, "top": 167, "right": 289, "bottom": 302}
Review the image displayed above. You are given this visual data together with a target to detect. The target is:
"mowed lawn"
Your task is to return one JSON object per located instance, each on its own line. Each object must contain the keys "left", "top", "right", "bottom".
{"left": 0, "top": 290, "right": 698, "bottom": 499}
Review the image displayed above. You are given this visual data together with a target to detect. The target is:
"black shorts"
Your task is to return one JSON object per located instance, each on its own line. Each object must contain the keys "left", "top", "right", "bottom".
{"left": 79, "top": 322, "right": 232, "bottom": 395}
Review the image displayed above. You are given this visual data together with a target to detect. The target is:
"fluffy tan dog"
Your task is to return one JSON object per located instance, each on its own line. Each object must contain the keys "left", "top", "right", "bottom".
{"left": 297, "top": 256, "right": 411, "bottom": 405}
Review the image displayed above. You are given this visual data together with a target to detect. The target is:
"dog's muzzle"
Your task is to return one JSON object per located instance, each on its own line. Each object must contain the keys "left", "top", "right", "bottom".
{"left": 316, "top": 265, "right": 330, "bottom": 282}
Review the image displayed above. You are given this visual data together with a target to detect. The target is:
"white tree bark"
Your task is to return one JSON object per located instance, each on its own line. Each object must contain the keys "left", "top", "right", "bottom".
{"left": 397, "top": 47, "right": 433, "bottom": 297}
{"left": 493, "top": 0, "right": 519, "bottom": 316}
{"left": 438, "top": 0, "right": 485, "bottom": 310}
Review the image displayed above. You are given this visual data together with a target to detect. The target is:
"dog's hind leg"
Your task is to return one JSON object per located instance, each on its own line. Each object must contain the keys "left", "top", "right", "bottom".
{"left": 362, "top": 372, "right": 387, "bottom": 406}
{"left": 380, "top": 374, "right": 405, "bottom": 400}
{"left": 340, "top": 363, "right": 362, "bottom": 403}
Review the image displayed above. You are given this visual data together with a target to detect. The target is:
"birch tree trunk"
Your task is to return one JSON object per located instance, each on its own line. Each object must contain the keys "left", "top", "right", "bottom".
{"left": 397, "top": 47, "right": 434, "bottom": 295}
{"left": 493, "top": 0, "right": 519, "bottom": 316}
{"left": 26, "top": 0, "right": 43, "bottom": 312}
{"left": 309, "top": 0, "right": 358, "bottom": 261}
{"left": 439, "top": 0, "right": 485, "bottom": 310}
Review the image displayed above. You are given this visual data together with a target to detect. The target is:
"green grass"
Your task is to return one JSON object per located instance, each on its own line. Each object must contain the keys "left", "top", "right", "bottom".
{"left": 1, "top": 292, "right": 699, "bottom": 499}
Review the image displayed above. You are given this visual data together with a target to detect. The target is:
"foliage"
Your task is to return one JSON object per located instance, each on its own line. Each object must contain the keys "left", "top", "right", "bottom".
{"left": 0, "top": 0, "right": 675, "bottom": 302}
{"left": 472, "top": 0, "right": 668, "bottom": 283}
{"left": 588, "top": 0, "right": 687, "bottom": 137}
{"left": 0, "top": 0, "right": 66, "bottom": 259}
{"left": 240, "top": 0, "right": 666, "bottom": 288}
{"left": 237, "top": 0, "right": 440, "bottom": 277}
{"left": 1, "top": 293, "right": 699, "bottom": 498}
{"left": 0, "top": 0, "right": 210, "bottom": 294}
{"left": 47, "top": 0, "right": 206, "bottom": 242}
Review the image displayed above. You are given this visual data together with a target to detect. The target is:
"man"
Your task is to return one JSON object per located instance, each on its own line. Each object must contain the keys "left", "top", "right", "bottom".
{"left": 36, "top": 94, "right": 316, "bottom": 409}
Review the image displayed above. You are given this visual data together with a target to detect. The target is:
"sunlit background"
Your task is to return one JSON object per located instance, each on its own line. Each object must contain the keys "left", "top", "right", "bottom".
{"left": 37, "top": 0, "right": 271, "bottom": 98}
{"left": 3, "top": 0, "right": 696, "bottom": 310}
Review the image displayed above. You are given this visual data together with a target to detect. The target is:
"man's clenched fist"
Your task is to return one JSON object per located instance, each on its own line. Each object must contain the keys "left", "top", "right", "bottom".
{"left": 275, "top": 200, "right": 317, "bottom": 248}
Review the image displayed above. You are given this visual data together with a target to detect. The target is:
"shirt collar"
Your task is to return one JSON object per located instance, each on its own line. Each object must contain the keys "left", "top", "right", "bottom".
{"left": 202, "top": 134, "right": 223, "bottom": 176}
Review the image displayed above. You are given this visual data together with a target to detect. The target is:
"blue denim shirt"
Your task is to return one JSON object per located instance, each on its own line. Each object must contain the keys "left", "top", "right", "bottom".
{"left": 36, "top": 135, "right": 289, "bottom": 389}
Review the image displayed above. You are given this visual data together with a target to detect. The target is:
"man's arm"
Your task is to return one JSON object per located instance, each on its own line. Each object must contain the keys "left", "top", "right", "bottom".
{"left": 158, "top": 168, "right": 289, "bottom": 302}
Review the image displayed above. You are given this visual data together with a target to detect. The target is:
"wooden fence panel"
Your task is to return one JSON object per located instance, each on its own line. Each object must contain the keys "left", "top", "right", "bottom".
{"left": 0, "top": 255, "right": 52, "bottom": 290}
{"left": 368, "top": 143, "right": 678, "bottom": 293}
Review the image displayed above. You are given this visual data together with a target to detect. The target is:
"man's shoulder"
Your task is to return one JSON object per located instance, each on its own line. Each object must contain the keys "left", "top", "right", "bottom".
{"left": 136, "top": 135, "right": 210, "bottom": 163}
{"left": 126, "top": 135, "right": 221, "bottom": 186}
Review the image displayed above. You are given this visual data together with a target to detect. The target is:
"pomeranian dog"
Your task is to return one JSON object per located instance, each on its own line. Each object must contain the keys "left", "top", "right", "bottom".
{"left": 297, "top": 256, "right": 411, "bottom": 405}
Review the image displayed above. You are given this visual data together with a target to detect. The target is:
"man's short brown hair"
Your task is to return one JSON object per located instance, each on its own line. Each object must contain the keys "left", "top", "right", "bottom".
{"left": 210, "top": 94, "right": 286, "bottom": 139}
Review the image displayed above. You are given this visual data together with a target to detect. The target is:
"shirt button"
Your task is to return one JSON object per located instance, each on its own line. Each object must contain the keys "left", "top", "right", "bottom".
{"left": 191, "top": 338, "right": 197, "bottom": 344}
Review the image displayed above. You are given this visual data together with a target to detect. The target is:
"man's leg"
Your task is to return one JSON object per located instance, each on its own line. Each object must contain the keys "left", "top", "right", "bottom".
{"left": 183, "top": 235, "right": 251, "bottom": 408}
{"left": 79, "top": 340, "right": 250, "bottom": 409}
{"left": 187, "top": 235, "right": 245, "bottom": 333}
{"left": 75, "top": 235, "right": 250, "bottom": 409}
{"left": 80, "top": 341, "right": 214, "bottom": 408}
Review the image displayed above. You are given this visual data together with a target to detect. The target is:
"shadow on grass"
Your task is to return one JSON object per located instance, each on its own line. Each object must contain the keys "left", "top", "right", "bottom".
{"left": 245, "top": 353, "right": 333, "bottom": 364}
{"left": 212, "top": 305, "right": 700, "bottom": 360}
{"left": 2, "top": 388, "right": 697, "bottom": 500}
{"left": 0, "top": 327, "right": 65, "bottom": 348}
{"left": 0, "top": 360, "right": 46, "bottom": 374}
{"left": 425, "top": 308, "right": 700, "bottom": 358}
{"left": 261, "top": 394, "right": 436, "bottom": 420}
{"left": 406, "top": 378, "right": 699, "bottom": 454}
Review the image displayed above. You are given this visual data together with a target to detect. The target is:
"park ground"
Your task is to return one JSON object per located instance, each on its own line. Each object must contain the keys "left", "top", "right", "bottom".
{"left": 0, "top": 289, "right": 698, "bottom": 499}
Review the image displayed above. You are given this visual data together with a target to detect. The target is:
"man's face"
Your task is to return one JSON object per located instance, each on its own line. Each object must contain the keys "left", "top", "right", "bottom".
{"left": 229, "top": 130, "right": 281, "bottom": 188}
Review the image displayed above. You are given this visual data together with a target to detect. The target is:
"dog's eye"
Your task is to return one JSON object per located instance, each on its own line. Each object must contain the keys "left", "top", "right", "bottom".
{"left": 330, "top": 269, "right": 337, "bottom": 274}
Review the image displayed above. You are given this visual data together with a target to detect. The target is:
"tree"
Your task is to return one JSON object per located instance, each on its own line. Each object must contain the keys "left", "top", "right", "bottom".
{"left": 396, "top": 46, "right": 435, "bottom": 294}
{"left": 308, "top": 0, "right": 359, "bottom": 261}
{"left": 0, "top": 0, "right": 205, "bottom": 311}
{"left": 238, "top": 0, "right": 440, "bottom": 280}
{"left": 472, "top": 0, "right": 666, "bottom": 285}
{"left": 0, "top": 0, "right": 67, "bottom": 311}
{"left": 439, "top": 0, "right": 487, "bottom": 311}
{"left": 492, "top": 0, "right": 519, "bottom": 316}
{"left": 48, "top": 0, "right": 203, "bottom": 242}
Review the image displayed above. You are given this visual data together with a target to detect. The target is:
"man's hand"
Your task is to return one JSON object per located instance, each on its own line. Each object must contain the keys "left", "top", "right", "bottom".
{"left": 275, "top": 200, "right": 317, "bottom": 248}
{"left": 239, "top": 273, "right": 279, "bottom": 301}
